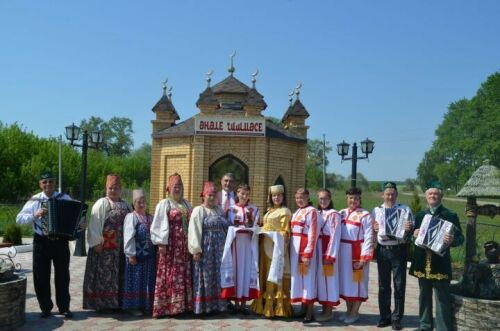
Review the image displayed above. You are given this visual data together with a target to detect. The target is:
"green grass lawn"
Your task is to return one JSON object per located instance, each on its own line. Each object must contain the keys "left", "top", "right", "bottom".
{"left": 0, "top": 203, "right": 33, "bottom": 237}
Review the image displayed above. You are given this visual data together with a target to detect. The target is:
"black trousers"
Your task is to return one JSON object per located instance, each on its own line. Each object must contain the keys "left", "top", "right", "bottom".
{"left": 32, "top": 234, "right": 71, "bottom": 313}
{"left": 376, "top": 243, "right": 408, "bottom": 322}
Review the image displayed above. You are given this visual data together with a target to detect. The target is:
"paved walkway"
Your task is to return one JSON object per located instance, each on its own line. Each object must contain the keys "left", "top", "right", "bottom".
{"left": 10, "top": 251, "right": 421, "bottom": 330}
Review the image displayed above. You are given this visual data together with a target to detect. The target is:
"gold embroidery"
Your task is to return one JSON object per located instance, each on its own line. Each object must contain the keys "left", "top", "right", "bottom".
{"left": 425, "top": 250, "right": 432, "bottom": 276}
{"left": 412, "top": 250, "right": 449, "bottom": 280}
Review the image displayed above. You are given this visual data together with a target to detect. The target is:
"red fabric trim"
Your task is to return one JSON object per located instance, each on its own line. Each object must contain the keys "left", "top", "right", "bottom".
{"left": 324, "top": 256, "right": 335, "bottom": 263}
{"left": 290, "top": 297, "right": 317, "bottom": 304}
{"left": 220, "top": 287, "right": 236, "bottom": 299}
{"left": 291, "top": 232, "right": 307, "bottom": 237}
{"left": 360, "top": 254, "right": 373, "bottom": 262}
{"left": 340, "top": 295, "right": 368, "bottom": 302}
{"left": 291, "top": 221, "right": 304, "bottom": 227}
{"left": 318, "top": 300, "right": 340, "bottom": 307}
{"left": 308, "top": 210, "right": 318, "bottom": 254}
{"left": 341, "top": 239, "right": 364, "bottom": 244}
{"left": 235, "top": 288, "right": 259, "bottom": 301}
{"left": 221, "top": 288, "right": 260, "bottom": 301}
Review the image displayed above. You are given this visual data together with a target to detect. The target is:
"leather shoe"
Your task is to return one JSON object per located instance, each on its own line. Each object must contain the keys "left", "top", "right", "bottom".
{"left": 61, "top": 310, "right": 74, "bottom": 318}
{"left": 377, "top": 319, "right": 391, "bottom": 327}
{"left": 40, "top": 311, "right": 51, "bottom": 318}
{"left": 392, "top": 320, "right": 402, "bottom": 330}
{"left": 303, "top": 315, "right": 314, "bottom": 324}
{"left": 344, "top": 314, "right": 359, "bottom": 324}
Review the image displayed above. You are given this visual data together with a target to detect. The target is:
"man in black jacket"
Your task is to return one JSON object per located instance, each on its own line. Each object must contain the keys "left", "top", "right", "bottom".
{"left": 409, "top": 182, "right": 464, "bottom": 331}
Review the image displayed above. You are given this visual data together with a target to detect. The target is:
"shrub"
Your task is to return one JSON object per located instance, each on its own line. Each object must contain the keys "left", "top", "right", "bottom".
{"left": 2, "top": 223, "right": 22, "bottom": 245}
{"left": 410, "top": 190, "right": 423, "bottom": 215}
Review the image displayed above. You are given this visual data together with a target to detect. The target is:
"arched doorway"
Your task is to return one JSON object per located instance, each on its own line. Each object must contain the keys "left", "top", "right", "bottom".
{"left": 209, "top": 154, "right": 249, "bottom": 189}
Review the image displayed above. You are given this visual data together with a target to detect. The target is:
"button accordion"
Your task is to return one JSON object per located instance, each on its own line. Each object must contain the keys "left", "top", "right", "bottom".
{"left": 45, "top": 198, "right": 88, "bottom": 240}
{"left": 379, "top": 207, "right": 410, "bottom": 240}
{"left": 415, "top": 214, "right": 455, "bottom": 256}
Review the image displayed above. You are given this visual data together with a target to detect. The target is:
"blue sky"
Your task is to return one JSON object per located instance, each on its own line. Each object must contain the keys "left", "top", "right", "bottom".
{"left": 1, "top": 1, "right": 499, "bottom": 181}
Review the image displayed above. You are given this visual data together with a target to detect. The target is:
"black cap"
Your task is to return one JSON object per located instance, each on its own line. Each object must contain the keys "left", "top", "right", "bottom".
{"left": 383, "top": 181, "right": 397, "bottom": 190}
{"left": 426, "top": 181, "right": 443, "bottom": 191}
{"left": 39, "top": 171, "right": 55, "bottom": 181}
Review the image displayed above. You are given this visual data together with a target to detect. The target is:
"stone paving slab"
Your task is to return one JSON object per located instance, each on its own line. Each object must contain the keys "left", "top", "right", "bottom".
{"left": 10, "top": 252, "right": 421, "bottom": 330}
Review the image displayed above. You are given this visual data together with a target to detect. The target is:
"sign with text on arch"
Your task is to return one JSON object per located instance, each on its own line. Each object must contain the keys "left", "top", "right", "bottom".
{"left": 194, "top": 116, "right": 266, "bottom": 137}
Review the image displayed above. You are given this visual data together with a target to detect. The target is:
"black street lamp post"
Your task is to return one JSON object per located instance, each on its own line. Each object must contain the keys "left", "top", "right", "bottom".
{"left": 65, "top": 123, "right": 103, "bottom": 256}
{"left": 336, "top": 138, "right": 375, "bottom": 188}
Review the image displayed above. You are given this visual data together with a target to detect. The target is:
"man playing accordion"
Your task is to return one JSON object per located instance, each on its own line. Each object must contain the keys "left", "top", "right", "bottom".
{"left": 409, "top": 182, "right": 464, "bottom": 331}
{"left": 16, "top": 171, "right": 75, "bottom": 319}
{"left": 372, "top": 182, "right": 413, "bottom": 330}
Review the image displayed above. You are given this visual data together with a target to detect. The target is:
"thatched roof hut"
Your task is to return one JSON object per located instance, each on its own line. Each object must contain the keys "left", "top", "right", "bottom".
{"left": 457, "top": 160, "right": 500, "bottom": 198}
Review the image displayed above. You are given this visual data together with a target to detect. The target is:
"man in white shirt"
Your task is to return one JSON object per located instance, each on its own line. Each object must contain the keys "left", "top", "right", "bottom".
{"left": 372, "top": 182, "right": 413, "bottom": 330}
{"left": 217, "top": 172, "right": 236, "bottom": 218}
{"left": 16, "top": 171, "right": 74, "bottom": 319}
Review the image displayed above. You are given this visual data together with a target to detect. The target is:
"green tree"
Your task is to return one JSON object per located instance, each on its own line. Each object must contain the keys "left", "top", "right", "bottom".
{"left": 0, "top": 122, "right": 81, "bottom": 201}
{"left": 305, "top": 138, "right": 332, "bottom": 188}
{"left": 80, "top": 116, "right": 134, "bottom": 156}
{"left": 347, "top": 172, "right": 370, "bottom": 191}
{"left": 265, "top": 116, "right": 283, "bottom": 127}
{"left": 410, "top": 190, "right": 423, "bottom": 215}
{"left": 417, "top": 72, "right": 500, "bottom": 190}
{"left": 403, "top": 178, "right": 417, "bottom": 192}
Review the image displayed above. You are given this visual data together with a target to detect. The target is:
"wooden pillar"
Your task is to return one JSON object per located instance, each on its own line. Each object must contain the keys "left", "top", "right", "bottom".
{"left": 464, "top": 197, "right": 478, "bottom": 272}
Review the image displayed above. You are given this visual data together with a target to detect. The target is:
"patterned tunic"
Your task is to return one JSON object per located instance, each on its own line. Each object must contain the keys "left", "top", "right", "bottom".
{"left": 338, "top": 207, "right": 374, "bottom": 302}
{"left": 83, "top": 198, "right": 129, "bottom": 310}
{"left": 122, "top": 212, "right": 156, "bottom": 311}
{"left": 188, "top": 205, "right": 229, "bottom": 314}
{"left": 290, "top": 205, "right": 321, "bottom": 304}
{"left": 316, "top": 208, "right": 342, "bottom": 307}
{"left": 151, "top": 198, "right": 193, "bottom": 317}
{"left": 221, "top": 203, "right": 260, "bottom": 301}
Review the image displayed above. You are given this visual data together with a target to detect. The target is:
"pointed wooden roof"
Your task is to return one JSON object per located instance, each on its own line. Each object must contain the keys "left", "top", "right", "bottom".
{"left": 281, "top": 99, "right": 309, "bottom": 122}
{"left": 245, "top": 88, "right": 267, "bottom": 110}
{"left": 196, "top": 87, "right": 219, "bottom": 108}
{"left": 212, "top": 75, "right": 250, "bottom": 94}
{"left": 152, "top": 94, "right": 179, "bottom": 120}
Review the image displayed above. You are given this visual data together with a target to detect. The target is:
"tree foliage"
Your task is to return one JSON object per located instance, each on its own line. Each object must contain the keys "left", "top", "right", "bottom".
{"left": 410, "top": 190, "right": 423, "bottom": 215}
{"left": 0, "top": 120, "right": 150, "bottom": 203}
{"left": 305, "top": 138, "right": 332, "bottom": 188}
{"left": 80, "top": 116, "right": 134, "bottom": 156}
{"left": 417, "top": 72, "right": 500, "bottom": 191}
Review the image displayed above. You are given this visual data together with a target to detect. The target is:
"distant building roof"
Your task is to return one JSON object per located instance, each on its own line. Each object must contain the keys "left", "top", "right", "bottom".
{"left": 281, "top": 99, "right": 309, "bottom": 122}
{"left": 457, "top": 160, "right": 500, "bottom": 198}
{"left": 152, "top": 94, "right": 180, "bottom": 120}
{"left": 196, "top": 87, "right": 219, "bottom": 108}
{"left": 212, "top": 75, "right": 250, "bottom": 94}
{"left": 245, "top": 88, "right": 267, "bottom": 110}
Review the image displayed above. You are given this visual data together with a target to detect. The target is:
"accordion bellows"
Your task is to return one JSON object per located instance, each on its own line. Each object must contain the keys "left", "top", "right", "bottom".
{"left": 378, "top": 207, "right": 409, "bottom": 240}
{"left": 415, "top": 214, "right": 456, "bottom": 256}
{"left": 45, "top": 198, "right": 88, "bottom": 240}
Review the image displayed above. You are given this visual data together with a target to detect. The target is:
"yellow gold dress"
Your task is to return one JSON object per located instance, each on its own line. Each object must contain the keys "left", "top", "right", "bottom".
{"left": 250, "top": 206, "right": 293, "bottom": 317}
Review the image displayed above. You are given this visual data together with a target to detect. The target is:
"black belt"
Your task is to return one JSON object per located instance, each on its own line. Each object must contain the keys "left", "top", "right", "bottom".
{"left": 378, "top": 243, "right": 406, "bottom": 250}
{"left": 34, "top": 233, "right": 68, "bottom": 241}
